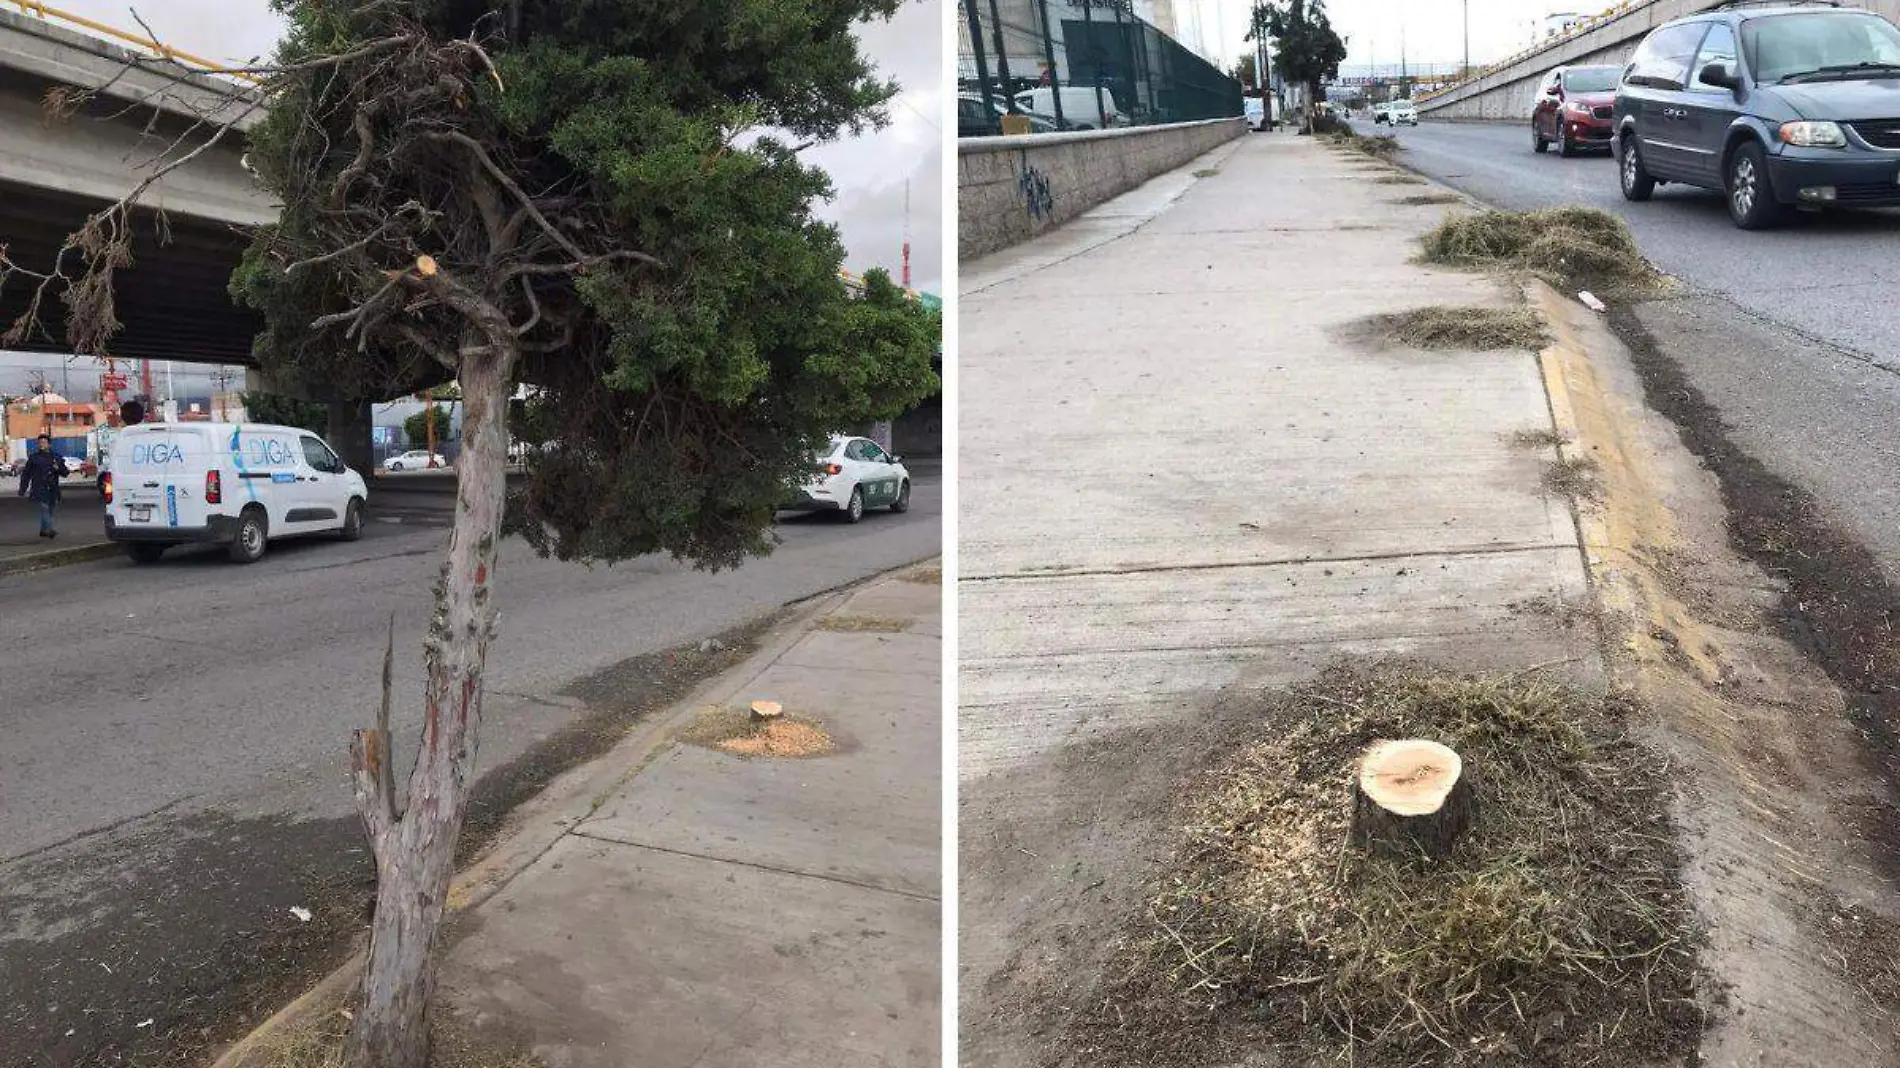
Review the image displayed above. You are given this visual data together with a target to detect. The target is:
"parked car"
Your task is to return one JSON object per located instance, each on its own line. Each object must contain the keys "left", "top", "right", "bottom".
{"left": 782, "top": 435, "right": 911, "bottom": 523}
{"left": 956, "top": 93, "right": 1060, "bottom": 137}
{"left": 1243, "top": 97, "right": 1265, "bottom": 131}
{"left": 1532, "top": 64, "right": 1620, "bottom": 155}
{"left": 1014, "top": 86, "right": 1125, "bottom": 129}
{"left": 102, "top": 422, "right": 368, "bottom": 563}
{"left": 1614, "top": 4, "right": 1900, "bottom": 228}
{"left": 385, "top": 449, "right": 447, "bottom": 471}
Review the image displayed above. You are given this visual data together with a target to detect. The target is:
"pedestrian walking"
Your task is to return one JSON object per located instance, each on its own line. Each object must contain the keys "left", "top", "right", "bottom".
{"left": 18, "top": 435, "right": 69, "bottom": 539}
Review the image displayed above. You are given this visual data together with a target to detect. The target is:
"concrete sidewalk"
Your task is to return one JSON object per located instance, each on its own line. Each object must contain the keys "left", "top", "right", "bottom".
{"left": 0, "top": 489, "right": 115, "bottom": 573}
{"left": 436, "top": 562, "right": 942, "bottom": 1067}
{"left": 958, "top": 134, "right": 1595, "bottom": 1064}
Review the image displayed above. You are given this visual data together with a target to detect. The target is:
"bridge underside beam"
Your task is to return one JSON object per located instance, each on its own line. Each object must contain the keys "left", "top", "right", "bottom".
{"left": 0, "top": 180, "right": 262, "bottom": 366}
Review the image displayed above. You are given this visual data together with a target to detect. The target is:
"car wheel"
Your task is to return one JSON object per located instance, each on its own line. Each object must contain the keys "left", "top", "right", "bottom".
{"left": 1727, "top": 141, "right": 1786, "bottom": 230}
{"left": 890, "top": 480, "right": 911, "bottom": 514}
{"left": 229, "top": 507, "right": 268, "bottom": 564}
{"left": 1557, "top": 130, "right": 1575, "bottom": 158}
{"left": 843, "top": 486, "right": 864, "bottom": 524}
{"left": 388, "top": 460, "right": 403, "bottom": 471}
{"left": 1533, "top": 122, "right": 1549, "bottom": 153}
{"left": 339, "top": 497, "right": 365, "bottom": 541}
{"left": 125, "top": 542, "right": 167, "bottom": 564}
{"left": 1619, "top": 134, "right": 1656, "bottom": 201}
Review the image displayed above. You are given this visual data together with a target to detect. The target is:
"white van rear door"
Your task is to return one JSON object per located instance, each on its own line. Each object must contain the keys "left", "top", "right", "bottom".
{"left": 116, "top": 427, "right": 214, "bottom": 531}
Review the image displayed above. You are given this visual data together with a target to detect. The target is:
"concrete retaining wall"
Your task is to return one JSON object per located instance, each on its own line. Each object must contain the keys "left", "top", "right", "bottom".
{"left": 959, "top": 118, "right": 1242, "bottom": 260}
{"left": 1418, "top": 0, "right": 1900, "bottom": 122}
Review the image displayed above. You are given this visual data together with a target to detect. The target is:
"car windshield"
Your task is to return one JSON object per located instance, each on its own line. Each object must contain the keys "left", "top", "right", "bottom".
{"left": 1562, "top": 67, "right": 1619, "bottom": 92}
{"left": 1744, "top": 13, "right": 1900, "bottom": 83}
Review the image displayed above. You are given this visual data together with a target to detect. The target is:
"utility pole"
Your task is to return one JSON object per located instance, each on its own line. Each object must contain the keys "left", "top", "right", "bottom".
{"left": 1463, "top": 0, "right": 1470, "bottom": 80}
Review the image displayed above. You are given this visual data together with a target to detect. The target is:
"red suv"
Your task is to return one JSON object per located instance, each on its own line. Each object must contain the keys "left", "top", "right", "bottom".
{"left": 1532, "top": 65, "right": 1621, "bottom": 156}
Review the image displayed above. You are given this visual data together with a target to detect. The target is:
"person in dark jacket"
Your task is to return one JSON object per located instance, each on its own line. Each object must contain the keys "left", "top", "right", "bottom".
{"left": 18, "top": 435, "right": 69, "bottom": 539}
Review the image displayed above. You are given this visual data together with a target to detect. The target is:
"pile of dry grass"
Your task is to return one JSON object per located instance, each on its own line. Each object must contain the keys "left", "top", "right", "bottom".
{"left": 1380, "top": 305, "right": 1550, "bottom": 351}
{"left": 1419, "top": 207, "right": 1663, "bottom": 295}
{"left": 1545, "top": 455, "right": 1604, "bottom": 501}
{"left": 1328, "top": 128, "right": 1402, "bottom": 161}
{"left": 1079, "top": 667, "right": 1700, "bottom": 1067}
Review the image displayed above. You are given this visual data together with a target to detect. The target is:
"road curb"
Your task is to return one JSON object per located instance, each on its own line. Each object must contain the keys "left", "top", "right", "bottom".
{"left": 205, "top": 556, "right": 940, "bottom": 1068}
{"left": 0, "top": 541, "right": 119, "bottom": 577}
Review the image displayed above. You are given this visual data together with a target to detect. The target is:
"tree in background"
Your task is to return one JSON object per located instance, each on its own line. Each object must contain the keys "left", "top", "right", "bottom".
{"left": 1258, "top": 0, "right": 1347, "bottom": 132}
{"left": 1230, "top": 53, "right": 1258, "bottom": 90}
{"left": 10, "top": 0, "right": 936, "bottom": 1064}
{"left": 242, "top": 391, "right": 329, "bottom": 433}
{"left": 402, "top": 403, "right": 455, "bottom": 448}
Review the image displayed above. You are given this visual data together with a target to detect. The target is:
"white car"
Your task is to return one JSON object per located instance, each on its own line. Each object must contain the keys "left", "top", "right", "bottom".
{"left": 784, "top": 435, "right": 911, "bottom": 523}
{"left": 385, "top": 450, "right": 447, "bottom": 471}
{"left": 102, "top": 422, "right": 369, "bottom": 564}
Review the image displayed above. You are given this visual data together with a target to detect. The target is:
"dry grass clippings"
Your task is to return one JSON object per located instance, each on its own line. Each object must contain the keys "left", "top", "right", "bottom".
{"left": 1374, "top": 304, "right": 1551, "bottom": 351}
{"left": 1073, "top": 666, "right": 1701, "bottom": 1068}
{"left": 902, "top": 565, "right": 942, "bottom": 585}
{"left": 1394, "top": 192, "right": 1463, "bottom": 206}
{"left": 817, "top": 614, "right": 910, "bottom": 633}
{"left": 1419, "top": 207, "right": 1665, "bottom": 296}
{"left": 678, "top": 705, "right": 836, "bottom": 759}
{"left": 1374, "top": 174, "right": 1427, "bottom": 185}
{"left": 1328, "top": 129, "right": 1402, "bottom": 160}
{"left": 1545, "top": 455, "right": 1604, "bottom": 501}
{"left": 1194, "top": 168, "right": 1221, "bottom": 178}
{"left": 1508, "top": 428, "right": 1570, "bottom": 450}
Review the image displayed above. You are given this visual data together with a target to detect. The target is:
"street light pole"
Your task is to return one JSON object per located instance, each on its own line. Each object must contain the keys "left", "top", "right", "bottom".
{"left": 1463, "top": 0, "right": 1470, "bottom": 80}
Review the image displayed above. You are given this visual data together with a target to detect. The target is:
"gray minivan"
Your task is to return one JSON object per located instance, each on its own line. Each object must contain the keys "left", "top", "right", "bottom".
{"left": 1614, "top": 3, "right": 1900, "bottom": 228}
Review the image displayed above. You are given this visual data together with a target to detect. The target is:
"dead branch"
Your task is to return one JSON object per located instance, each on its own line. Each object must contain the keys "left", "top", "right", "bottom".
{"left": 503, "top": 249, "right": 664, "bottom": 281}
{"left": 424, "top": 130, "right": 588, "bottom": 262}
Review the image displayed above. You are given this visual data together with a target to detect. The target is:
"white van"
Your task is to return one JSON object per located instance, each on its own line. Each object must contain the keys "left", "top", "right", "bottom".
{"left": 102, "top": 422, "right": 370, "bottom": 564}
{"left": 1013, "top": 86, "right": 1123, "bottom": 130}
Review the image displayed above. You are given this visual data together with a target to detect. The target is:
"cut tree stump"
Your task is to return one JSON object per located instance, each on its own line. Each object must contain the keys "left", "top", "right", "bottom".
{"left": 749, "top": 700, "right": 783, "bottom": 725}
{"left": 1352, "top": 739, "right": 1474, "bottom": 860}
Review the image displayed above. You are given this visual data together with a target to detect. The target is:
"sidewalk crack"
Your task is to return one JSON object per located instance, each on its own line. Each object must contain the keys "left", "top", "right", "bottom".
{"left": 963, "top": 542, "right": 1575, "bottom": 583}
{"left": 567, "top": 829, "right": 939, "bottom": 902}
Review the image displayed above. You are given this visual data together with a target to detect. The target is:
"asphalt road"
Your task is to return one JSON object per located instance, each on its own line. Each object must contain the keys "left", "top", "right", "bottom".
{"left": 0, "top": 470, "right": 939, "bottom": 1066}
{"left": 1388, "top": 119, "right": 1900, "bottom": 584}
{"left": 1391, "top": 120, "right": 1900, "bottom": 369}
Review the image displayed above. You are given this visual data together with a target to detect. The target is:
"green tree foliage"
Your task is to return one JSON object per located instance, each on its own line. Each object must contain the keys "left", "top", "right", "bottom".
{"left": 232, "top": 0, "right": 938, "bottom": 570}
{"left": 402, "top": 404, "right": 455, "bottom": 445}
{"left": 1231, "top": 53, "right": 1258, "bottom": 89}
{"left": 1258, "top": 0, "right": 1347, "bottom": 127}
{"left": 241, "top": 391, "right": 329, "bottom": 433}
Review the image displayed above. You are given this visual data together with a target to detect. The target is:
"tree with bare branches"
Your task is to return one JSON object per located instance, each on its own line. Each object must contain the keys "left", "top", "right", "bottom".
{"left": 2, "top": 2, "right": 935, "bottom": 1065}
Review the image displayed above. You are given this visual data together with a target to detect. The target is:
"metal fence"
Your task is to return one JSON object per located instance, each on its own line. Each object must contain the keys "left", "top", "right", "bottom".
{"left": 957, "top": 0, "right": 1242, "bottom": 137}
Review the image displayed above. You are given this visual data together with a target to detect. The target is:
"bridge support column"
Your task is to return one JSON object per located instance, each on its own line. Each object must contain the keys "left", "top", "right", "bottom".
{"left": 328, "top": 401, "right": 374, "bottom": 475}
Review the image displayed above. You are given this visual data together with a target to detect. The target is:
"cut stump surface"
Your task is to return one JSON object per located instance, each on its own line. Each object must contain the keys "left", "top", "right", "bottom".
{"left": 1352, "top": 739, "right": 1474, "bottom": 860}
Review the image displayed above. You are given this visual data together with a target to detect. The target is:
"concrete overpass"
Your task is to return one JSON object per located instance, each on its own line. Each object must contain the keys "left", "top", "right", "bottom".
{"left": 0, "top": 5, "right": 269, "bottom": 366}
{"left": 1417, "top": 0, "right": 1900, "bottom": 121}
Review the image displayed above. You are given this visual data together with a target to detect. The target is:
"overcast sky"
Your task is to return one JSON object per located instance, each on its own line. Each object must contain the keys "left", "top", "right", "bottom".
{"left": 38, "top": 0, "right": 942, "bottom": 295}
{"left": 1178, "top": 0, "right": 1584, "bottom": 73}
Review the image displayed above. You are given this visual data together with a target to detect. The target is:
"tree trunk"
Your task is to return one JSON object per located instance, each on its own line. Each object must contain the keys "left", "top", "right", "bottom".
{"left": 1351, "top": 739, "right": 1474, "bottom": 861}
{"left": 344, "top": 344, "right": 515, "bottom": 1068}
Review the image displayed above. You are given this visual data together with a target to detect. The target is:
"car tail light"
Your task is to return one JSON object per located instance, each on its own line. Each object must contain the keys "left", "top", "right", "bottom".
{"left": 205, "top": 469, "right": 222, "bottom": 504}
{"left": 101, "top": 472, "right": 113, "bottom": 504}
{"left": 823, "top": 463, "right": 843, "bottom": 476}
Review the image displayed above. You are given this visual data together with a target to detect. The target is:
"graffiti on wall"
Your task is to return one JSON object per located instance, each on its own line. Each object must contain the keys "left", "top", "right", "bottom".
{"left": 1020, "top": 163, "right": 1054, "bottom": 220}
